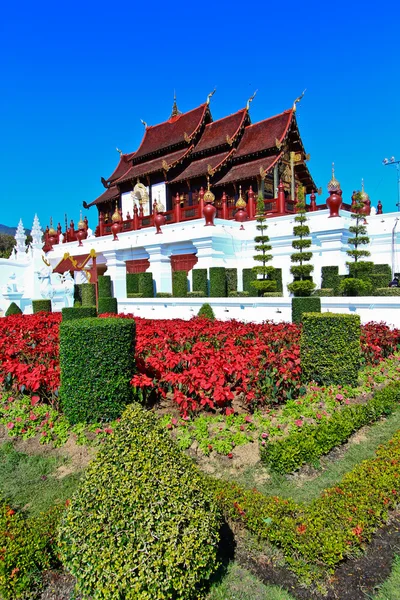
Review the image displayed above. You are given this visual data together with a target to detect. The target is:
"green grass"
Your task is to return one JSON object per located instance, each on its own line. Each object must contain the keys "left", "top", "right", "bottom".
{"left": 372, "top": 555, "right": 400, "bottom": 599}
{"left": 207, "top": 562, "right": 296, "bottom": 600}
{"left": 236, "top": 409, "right": 400, "bottom": 504}
{"left": 0, "top": 442, "right": 82, "bottom": 515}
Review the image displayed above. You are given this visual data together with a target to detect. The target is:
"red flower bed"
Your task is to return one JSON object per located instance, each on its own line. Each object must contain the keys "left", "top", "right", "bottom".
{"left": 0, "top": 313, "right": 398, "bottom": 416}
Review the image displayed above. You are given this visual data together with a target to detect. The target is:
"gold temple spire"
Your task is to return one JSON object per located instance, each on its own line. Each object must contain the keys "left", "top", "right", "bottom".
{"left": 170, "top": 91, "right": 182, "bottom": 118}
{"left": 204, "top": 175, "right": 215, "bottom": 203}
{"left": 327, "top": 162, "right": 340, "bottom": 192}
{"left": 236, "top": 185, "right": 247, "bottom": 209}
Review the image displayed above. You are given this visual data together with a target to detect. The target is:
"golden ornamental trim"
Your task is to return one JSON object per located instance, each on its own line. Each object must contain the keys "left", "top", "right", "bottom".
{"left": 162, "top": 159, "right": 170, "bottom": 172}
{"left": 275, "top": 138, "right": 282, "bottom": 150}
{"left": 183, "top": 132, "right": 191, "bottom": 143}
{"left": 207, "top": 164, "right": 215, "bottom": 176}
{"left": 259, "top": 167, "right": 267, "bottom": 180}
{"left": 226, "top": 134, "right": 234, "bottom": 146}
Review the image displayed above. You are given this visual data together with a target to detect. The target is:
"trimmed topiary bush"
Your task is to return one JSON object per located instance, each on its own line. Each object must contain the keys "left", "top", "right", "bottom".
{"left": 226, "top": 268, "right": 238, "bottom": 295}
{"left": 73, "top": 283, "right": 82, "bottom": 306}
{"left": 339, "top": 277, "right": 373, "bottom": 296}
{"left": 98, "top": 275, "right": 112, "bottom": 298}
{"left": 187, "top": 291, "right": 204, "bottom": 298}
{"left": 291, "top": 297, "right": 321, "bottom": 324}
{"left": 127, "top": 292, "right": 144, "bottom": 298}
{"left": 301, "top": 312, "right": 361, "bottom": 387}
{"left": 126, "top": 273, "right": 139, "bottom": 295}
{"left": 156, "top": 292, "right": 172, "bottom": 298}
{"left": 97, "top": 297, "right": 118, "bottom": 314}
{"left": 263, "top": 292, "right": 283, "bottom": 297}
{"left": 321, "top": 266, "right": 339, "bottom": 291}
{"left": 198, "top": 303, "right": 215, "bottom": 319}
{"left": 81, "top": 283, "right": 96, "bottom": 307}
{"left": 312, "top": 288, "right": 334, "bottom": 297}
{"left": 62, "top": 307, "right": 97, "bottom": 321}
{"left": 32, "top": 299, "right": 52, "bottom": 313}
{"left": 242, "top": 268, "right": 257, "bottom": 296}
{"left": 270, "top": 268, "right": 283, "bottom": 293}
{"left": 59, "top": 317, "right": 136, "bottom": 423}
{"left": 209, "top": 267, "right": 226, "bottom": 297}
{"left": 228, "top": 291, "right": 250, "bottom": 297}
{"left": 138, "top": 272, "right": 154, "bottom": 298}
{"left": 172, "top": 270, "right": 188, "bottom": 297}
{"left": 373, "top": 287, "right": 400, "bottom": 296}
{"left": 58, "top": 404, "right": 221, "bottom": 600}
{"left": 192, "top": 268, "right": 208, "bottom": 296}
{"left": 5, "top": 302, "right": 22, "bottom": 316}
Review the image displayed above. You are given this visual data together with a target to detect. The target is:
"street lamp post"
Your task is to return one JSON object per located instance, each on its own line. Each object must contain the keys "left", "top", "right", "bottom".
{"left": 382, "top": 157, "right": 400, "bottom": 211}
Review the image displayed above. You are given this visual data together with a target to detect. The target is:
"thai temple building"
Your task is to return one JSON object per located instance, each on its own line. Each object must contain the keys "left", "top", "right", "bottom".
{"left": 0, "top": 93, "right": 399, "bottom": 325}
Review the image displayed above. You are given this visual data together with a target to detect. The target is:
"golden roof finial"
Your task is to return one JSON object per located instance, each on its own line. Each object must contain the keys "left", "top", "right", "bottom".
{"left": 112, "top": 201, "right": 121, "bottom": 222}
{"left": 170, "top": 90, "right": 182, "bottom": 118}
{"left": 246, "top": 90, "right": 258, "bottom": 111}
{"left": 293, "top": 89, "right": 306, "bottom": 112}
{"left": 360, "top": 178, "right": 369, "bottom": 200}
{"left": 204, "top": 175, "right": 215, "bottom": 203}
{"left": 327, "top": 161, "right": 341, "bottom": 192}
{"left": 49, "top": 216, "right": 56, "bottom": 235}
{"left": 78, "top": 210, "right": 85, "bottom": 229}
{"left": 236, "top": 185, "right": 247, "bottom": 209}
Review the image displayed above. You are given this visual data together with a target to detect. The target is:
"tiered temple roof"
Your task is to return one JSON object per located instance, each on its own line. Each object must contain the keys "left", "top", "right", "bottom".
{"left": 87, "top": 96, "right": 316, "bottom": 210}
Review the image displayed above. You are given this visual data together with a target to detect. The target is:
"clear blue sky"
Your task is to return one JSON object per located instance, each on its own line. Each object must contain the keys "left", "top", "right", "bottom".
{"left": 1, "top": 0, "right": 399, "bottom": 230}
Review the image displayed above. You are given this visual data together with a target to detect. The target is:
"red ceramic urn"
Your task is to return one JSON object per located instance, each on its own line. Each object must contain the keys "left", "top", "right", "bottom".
{"left": 154, "top": 212, "right": 166, "bottom": 234}
{"left": 76, "top": 228, "right": 86, "bottom": 247}
{"left": 111, "top": 221, "right": 121, "bottom": 241}
{"left": 326, "top": 190, "right": 342, "bottom": 218}
{"left": 203, "top": 202, "right": 216, "bottom": 226}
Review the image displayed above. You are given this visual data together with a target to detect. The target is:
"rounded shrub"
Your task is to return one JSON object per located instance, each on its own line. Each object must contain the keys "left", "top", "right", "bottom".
{"left": 58, "top": 404, "right": 221, "bottom": 599}
{"left": 5, "top": 302, "right": 22, "bottom": 316}
{"left": 98, "top": 297, "right": 118, "bottom": 314}
{"left": 339, "top": 277, "right": 373, "bottom": 296}
{"left": 198, "top": 303, "right": 215, "bottom": 320}
{"left": 32, "top": 299, "right": 52, "bottom": 313}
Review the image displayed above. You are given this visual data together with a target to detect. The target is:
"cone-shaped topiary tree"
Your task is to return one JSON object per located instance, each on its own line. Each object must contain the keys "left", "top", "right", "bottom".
{"left": 251, "top": 195, "right": 277, "bottom": 296}
{"left": 287, "top": 186, "right": 316, "bottom": 297}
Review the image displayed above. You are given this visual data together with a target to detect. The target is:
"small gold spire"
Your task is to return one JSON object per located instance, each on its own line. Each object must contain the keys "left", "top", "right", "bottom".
{"left": 236, "top": 185, "right": 247, "bottom": 209}
{"left": 360, "top": 178, "right": 369, "bottom": 200}
{"left": 204, "top": 175, "right": 215, "bottom": 203}
{"left": 170, "top": 91, "right": 182, "bottom": 118}
{"left": 48, "top": 217, "right": 56, "bottom": 235}
{"left": 327, "top": 162, "right": 340, "bottom": 192}
{"left": 78, "top": 210, "right": 85, "bottom": 230}
{"left": 112, "top": 201, "right": 121, "bottom": 222}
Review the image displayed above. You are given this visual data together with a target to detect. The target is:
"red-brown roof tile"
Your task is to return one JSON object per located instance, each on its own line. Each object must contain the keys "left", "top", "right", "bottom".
{"left": 234, "top": 110, "right": 292, "bottom": 158}
{"left": 134, "top": 104, "right": 208, "bottom": 160}
{"left": 214, "top": 154, "right": 281, "bottom": 186}
{"left": 168, "top": 151, "right": 232, "bottom": 183}
{"left": 87, "top": 185, "right": 120, "bottom": 208}
{"left": 106, "top": 153, "right": 135, "bottom": 184}
{"left": 116, "top": 147, "right": 193, "bottom": 184}
{"left": 193, "top": 109, "right": 247, "bottom": 153}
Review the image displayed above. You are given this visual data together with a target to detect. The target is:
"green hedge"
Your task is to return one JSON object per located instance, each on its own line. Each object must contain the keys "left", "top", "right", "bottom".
{"left": 373, "top": 287, "right": 400, "bottom": 296}
{"left": 228, "top": 291, "right": 250, "bottom": 297}
{"left": 370, "top": 273, "right": 392, "bottom": 290}
{"left": 98, "top": 275, "right": 112, "bottom": 298}
{"left": 172, "top": 270, "right": 188, "bottom": 297}
{"left": 32, "top": 299, "right": 52, "bottom": 313}
{"left": 211, "top": 429, "right": 400, "bottom": 577}
{"left": 321, "top": 266, "right": 339, "bottom": 291}
{"left": 127, "top": 292, "right": 143, "bottom": 298}
{"left": 126, "top": 273, "right": 139, "bottom": 295}
{"left": 301, "top": 312, "right": 360, "bottom": 387}
{"left": 242, "top": 268, "right": 257, "bottom": 295}
{"left": 312, "top": 288, "right": 334, "bottom": 297}
{"left": 0, "top": 500, "right": 62, "bottom": 600}
{"left": 98, "top": 297, "right": 118, "bottom": 314}
{"left": 58, "top": 404, "right": 221, "bottom": 599}
{"left": 348, "top": 261, "right": 374, "bottom": 278}
{"left": 261, "top": 380, "right": 400, "bottom": 473}
{"left": 81, "top": 283, "right": 96, "bottom": 307}
{"left": 198, "top": 303, "right": 215, "bottom": 319}
{"left": 291, "top": 296, "right": 321, "bottom": 324}
{"left": 209, "top": 267, "right": 227, "bottom": 297}
{"left": 73, "top": 283, "right": 82, "bottom": 306}
{"left": 62, "top": 307, "right": 97, "bottom": 321}
{"left": 138, "top": 272, "right": 154, "bottom": 298}
{"left": 188, "top": 291, "right": 204, "bottom": 298}
{"left": 226, "top": 268, "right": 238, "bottom": 294}
{"left": 192, "top": 269, "right": 208, "bottom": 296}
{"left": 156, "top": 292, "right": 172, "bottom": 298}
{"left": 270, "top": 268, "right": 283, "bottom": 293}
{"left": 5, "top": 302, "right": 22, "bottom": 316}
{"left": 263, "top": 292, "right": 283, "bottom": 297}
{"left": 59, "top": 317, "right": 136, "bottom": 424}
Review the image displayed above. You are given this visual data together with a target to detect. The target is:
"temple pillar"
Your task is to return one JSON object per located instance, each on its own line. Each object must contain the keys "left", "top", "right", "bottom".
{"left": 102, "top": 250, "right": 127, "bottom": 299}
{"left": 146, "top": 244, "right": 172, "bottom": 294}
{"left": 273, "top": 164, "right": 279, "bottom": 196}
{"left": 277, "top": 180, "right": 285, "bottom": 214}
